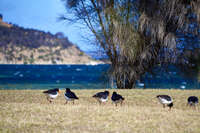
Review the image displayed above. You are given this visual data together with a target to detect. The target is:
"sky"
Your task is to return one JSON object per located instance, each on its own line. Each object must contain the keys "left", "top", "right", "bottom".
{"left": 0, "top": 0, "right": 95, "bottom": 51}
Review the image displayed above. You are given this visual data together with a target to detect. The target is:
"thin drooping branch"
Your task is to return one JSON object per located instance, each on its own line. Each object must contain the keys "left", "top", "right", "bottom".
{"left": 62, "top": 0, "right": 200, "bottom": 89}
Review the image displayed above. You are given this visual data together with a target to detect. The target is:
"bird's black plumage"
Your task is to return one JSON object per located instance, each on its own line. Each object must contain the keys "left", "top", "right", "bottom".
{"left": 64, "top": 88, "right": 79, "bottom": 104}
{"left": 111, "top": 92, "right": 124, "bottom": 101}
{"left": 65, "top": 88, "right": 79, "bottom": 99}
{"left": 111, "top": 92, "right": 124, "bottom": 106}
{"left": 93, "top": 91, "right": 109, "bottom": 104}
{"left": 43, "top": 88, "right": 59, "bottom": 95}
{"left": 156, "top": 95, "right": 173, "bottom": 110}
{"left": 187, "top": 96, "right": 198, "bottom": 106}
{"left": 156, "top": 95, "right": 172, "bottom": 101}
{"left": 93, "top": 91, "right": 109, "bottom": 99}
{"left": 43, "top": 88, "right": 60, "bottom": 103}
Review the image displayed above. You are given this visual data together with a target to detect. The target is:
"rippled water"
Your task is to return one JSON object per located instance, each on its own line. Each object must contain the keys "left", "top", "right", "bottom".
{"left": 0, "top": 64, "right": 199, "bottom": 89}
{"left": 0, "top": 64, "right": 109, "bottom": 89}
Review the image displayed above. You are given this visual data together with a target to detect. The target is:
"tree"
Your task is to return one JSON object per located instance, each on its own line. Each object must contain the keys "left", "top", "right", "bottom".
{"left": 137, "top": 0, "right": 200, "bottom": 83}
{"left": 61, "top": 0, "right": 146, "bottom": 88}
{"left": 61, "top": 0, "right": 200, "bottom": 89}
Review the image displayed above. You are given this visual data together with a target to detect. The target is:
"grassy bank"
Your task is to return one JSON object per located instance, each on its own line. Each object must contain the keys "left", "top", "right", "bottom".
{"left": 0, "top": 89, "right": 200, "bottom": 133}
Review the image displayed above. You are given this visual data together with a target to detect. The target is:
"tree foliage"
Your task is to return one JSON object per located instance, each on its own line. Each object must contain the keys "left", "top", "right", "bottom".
{"left": 61, "top": 0, "right": 200, "bottom": 89}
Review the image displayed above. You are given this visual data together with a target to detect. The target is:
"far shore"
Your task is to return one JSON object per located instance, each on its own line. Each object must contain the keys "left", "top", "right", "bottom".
{"left": 0, "top": 62, "right": 110, "bottom": 65}
{"left": 0, "top": 61, "right": 110, "bottom": 65}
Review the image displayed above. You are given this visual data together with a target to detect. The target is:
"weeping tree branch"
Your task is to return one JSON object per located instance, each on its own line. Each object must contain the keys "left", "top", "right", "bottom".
{"left": 61, "top": 0, "right": 200, "bottom": 89}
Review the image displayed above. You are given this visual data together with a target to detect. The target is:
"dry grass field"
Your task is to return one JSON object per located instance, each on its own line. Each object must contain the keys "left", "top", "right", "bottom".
{"left": 0, "top": 89, "right": 200, "bottom": 133}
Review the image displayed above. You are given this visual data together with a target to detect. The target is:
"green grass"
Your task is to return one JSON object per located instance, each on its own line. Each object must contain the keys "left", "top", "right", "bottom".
{"left": 0, "top": 89, "right": 200, "bottom": 133}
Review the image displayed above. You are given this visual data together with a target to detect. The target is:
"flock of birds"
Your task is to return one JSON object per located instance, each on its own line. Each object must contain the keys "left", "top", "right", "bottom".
{"left": 43, "top": 88, "right": 199, "bottom": 109}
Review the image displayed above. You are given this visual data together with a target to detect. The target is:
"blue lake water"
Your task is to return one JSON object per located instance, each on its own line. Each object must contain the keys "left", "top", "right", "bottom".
{"left": 0, "top": 64, "right": 199, "bottom": 89}
{"left": 0, "top": 64, "right": 110, "bottom": 89}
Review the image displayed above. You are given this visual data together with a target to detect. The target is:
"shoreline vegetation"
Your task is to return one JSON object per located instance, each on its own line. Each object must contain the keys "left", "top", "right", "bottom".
{"left": 0, "top": 89, "right": 200, "bottom": 133}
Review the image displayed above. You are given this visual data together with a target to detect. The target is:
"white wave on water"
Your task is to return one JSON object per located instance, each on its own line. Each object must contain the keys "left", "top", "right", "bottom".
{"left": 14, "top": 71, "right": 20, "bottom": 76}
{"left": 138, "top": 83, "right": 145, "bottom": 87}
{"left": 76, "top": 68, "right": 82, "bottom": 71}
{"left": 180, "top": 85, "right": 186, "bottom": 89}
{"left": 19, "top": 74, "right": 23, "bottom": 77}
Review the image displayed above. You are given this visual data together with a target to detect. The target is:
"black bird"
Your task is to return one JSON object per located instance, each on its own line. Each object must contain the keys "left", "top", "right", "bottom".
{"left": 64, "top": 88, "right": 79, "bottom": 104}
{"left": 111, "top": 91, "right": 125, "bottom": 106}
{"left": 93, "top": 91, "right": 109, "bottom": 104}
{"left": 187, "top": 96, "right": 198, "bottom": 107}
{"left": 156, "top": 95, "right": 173, "bottom": 110}
{"left": 43, "top": 88, "right": 60, "bottom": 103}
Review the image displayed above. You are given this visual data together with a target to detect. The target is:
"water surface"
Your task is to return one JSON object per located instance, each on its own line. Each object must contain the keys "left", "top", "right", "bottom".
{"left": 0, "top": 64, "right": 199, "bottom": 89}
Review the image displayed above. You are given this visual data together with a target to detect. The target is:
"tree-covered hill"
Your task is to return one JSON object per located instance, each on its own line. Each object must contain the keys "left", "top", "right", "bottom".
{"left": 0, "top": 21, "right": 101, "bottom": 64}
{"left": 0, "top": 23, "right": 73, "bottom": 48}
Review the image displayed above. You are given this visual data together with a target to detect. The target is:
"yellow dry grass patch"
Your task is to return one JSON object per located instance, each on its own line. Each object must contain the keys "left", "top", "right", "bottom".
{"left": 0, "top": 89, "right": 200, "bottom": 133}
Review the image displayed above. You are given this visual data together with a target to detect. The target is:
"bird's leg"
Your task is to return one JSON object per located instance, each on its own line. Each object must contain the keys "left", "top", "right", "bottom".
{"left": 193, "top": 105, "right": 196, "bottom": 110}
{"left": 103, "top": 102, "right": 107, "bottom": 106}
{"left": 163, "top": 104, "right": 165, "bottom": 108}
{"left": 115, "top": 103, "right": 117, "bottom": 107}
{"left": 47, "top": 97, "right": 51, "bottom": 103}
{"left": 120, "top": 101, "right": 123, "bottom": 106}
{"left": 65, "top": 101, "right": 68, "bottom": 104}
{"left": 73, "top": 100, "right": 75, "bottom": 104}
{"left": 47, "top": 97, "right": 49, "bottom": 102}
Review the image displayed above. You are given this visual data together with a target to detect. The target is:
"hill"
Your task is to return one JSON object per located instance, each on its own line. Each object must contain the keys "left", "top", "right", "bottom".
{"left": 0, "top": 17, "right": 103, "bottom": 64}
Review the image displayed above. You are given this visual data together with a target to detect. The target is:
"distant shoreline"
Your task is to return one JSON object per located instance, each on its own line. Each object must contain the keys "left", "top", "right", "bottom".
{"left": 0, "top": 62, "right": 109, "bottom": 65}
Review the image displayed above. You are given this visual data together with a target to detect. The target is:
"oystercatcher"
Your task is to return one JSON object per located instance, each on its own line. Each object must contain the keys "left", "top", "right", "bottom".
{"left": 156, "top": 95, "right": 173, "bottom": 110}
{"left": 187, "top": 96, "right": 198, "bottom": 107}
{"left": 93, "top": 90, "right": 109, "bottom": 104}
{"left": 111, "top": 91, "right": 125, "bottom": 106}
{"left": 64, "top": 88, "right": 79, "bottom": 104}
{"left": 43, "top": 88, "right": 60, "bottom": 103}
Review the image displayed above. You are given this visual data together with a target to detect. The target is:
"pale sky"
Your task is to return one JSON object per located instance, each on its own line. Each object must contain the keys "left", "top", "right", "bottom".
{"left": 0, "top": 0, "right": 95, "bottom": 51}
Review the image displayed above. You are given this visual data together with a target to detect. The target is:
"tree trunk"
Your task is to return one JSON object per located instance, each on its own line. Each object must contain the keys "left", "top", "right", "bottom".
{"left": 115, "top": 72, "right": 136, "bottom": 89}
{"left": 116, "top": 80, "right": 124, "bottom": 89}
{"left": 115, "top": 74, "right": 125, "bottom": 89}
{"left": 125, "top": 79, "right": 136, "bottom": 89}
